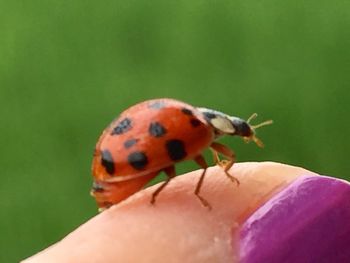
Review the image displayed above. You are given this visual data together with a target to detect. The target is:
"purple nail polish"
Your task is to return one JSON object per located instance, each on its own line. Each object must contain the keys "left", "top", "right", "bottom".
{"left": 239, "top": 175, "right": 350, "bottom": 263}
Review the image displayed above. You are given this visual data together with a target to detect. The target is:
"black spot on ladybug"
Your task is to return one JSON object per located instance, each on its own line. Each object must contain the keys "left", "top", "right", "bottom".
{"left": 190, "top": 118, "right": 201, "bottom": 127}
{"left": 148, "top": 101, "right": 166, "bottom": 109}
{"left": 181, "top": 108, "right": 193, "bottom": 116}
{"left": 203, "top": 112, "right": 217, "bottom": 121}
{"left": 111, "top": 118, "right": 132, "bottom": 135}
{"left": 149, "top": 122, "right": 167, "bottom": 137}
{"left": 124, "top": 138, "right": 138, "bottom": 149}
{"left": 166, "top": 139, "right": 187, "bottom": 161}
{"left": 128, "top": 151, "right": 148, "bottom": 170}
{"left": 101, "top": 150, "right": 115, "bottom": 175}
{"left": 91, "top": 181, "right": 105, "bottom": 193}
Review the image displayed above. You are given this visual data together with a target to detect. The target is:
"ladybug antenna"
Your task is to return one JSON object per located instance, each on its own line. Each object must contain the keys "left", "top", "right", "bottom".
{"left": 244, "top": 113, "right": 273, "bottom": 148}
{"left": 248, "top": 113, "right": 273, "bottom": 130}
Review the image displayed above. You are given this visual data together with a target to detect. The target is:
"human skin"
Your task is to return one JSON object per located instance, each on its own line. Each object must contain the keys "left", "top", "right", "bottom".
{"left": 23, "top": 162, "right": 318, "bottom": 263}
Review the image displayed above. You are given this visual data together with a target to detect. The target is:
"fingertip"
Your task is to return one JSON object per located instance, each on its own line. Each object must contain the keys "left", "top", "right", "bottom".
{"left": 23, "top": 162, "right": 313, "bottom": 263}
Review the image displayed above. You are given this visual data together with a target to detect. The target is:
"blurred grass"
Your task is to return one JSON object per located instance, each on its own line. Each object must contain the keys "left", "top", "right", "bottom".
{"left": 1, "top": 0, "right": 349, "bottom": 261}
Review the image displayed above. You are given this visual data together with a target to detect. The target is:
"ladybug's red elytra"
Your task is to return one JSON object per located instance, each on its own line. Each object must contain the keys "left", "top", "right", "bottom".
{"left": 91, "top": 98, "right": 272, "bottom": 210}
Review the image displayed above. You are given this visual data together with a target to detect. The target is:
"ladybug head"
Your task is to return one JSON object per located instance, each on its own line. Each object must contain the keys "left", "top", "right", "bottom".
{"left": 198, "top": 108, "right": 273, "bottom": 147}
{"left": 231, "top": 113, "right": 273, "bottom": 147}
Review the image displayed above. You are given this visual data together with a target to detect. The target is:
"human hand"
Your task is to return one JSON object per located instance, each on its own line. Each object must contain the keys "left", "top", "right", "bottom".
{"left": 23, "top": 162, "right": 350, "bottom": 263}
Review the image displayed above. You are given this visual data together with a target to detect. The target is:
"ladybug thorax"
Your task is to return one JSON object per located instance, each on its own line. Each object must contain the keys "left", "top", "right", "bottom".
{"left": 197, "top": 107, "right": 253, "bottom": 138}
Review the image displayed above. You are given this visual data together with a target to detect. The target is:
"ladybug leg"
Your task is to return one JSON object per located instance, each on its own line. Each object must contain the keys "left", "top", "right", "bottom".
{"left": 193, "top": 155, "right": 212, "bottom": 210}
{"left": 151, "top": 166, "right": 176, "bottom": 205}
{"left": 210, "top": 142, "right": 240, "bottom": 186}
{"left": 210, "top": 142, "right": 236, "bottom": 167}
{"left": 211, "top": 149, "right": 221, "bottom": 165}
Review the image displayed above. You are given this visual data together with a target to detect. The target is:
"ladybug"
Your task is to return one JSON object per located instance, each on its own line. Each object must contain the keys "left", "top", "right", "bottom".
{"left": 91, "top": 98, "right": 272, "bottom": 210}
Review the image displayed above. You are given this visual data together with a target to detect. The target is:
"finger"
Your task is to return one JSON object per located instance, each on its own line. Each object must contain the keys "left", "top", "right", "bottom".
{"left": 23, "top": 162, "right": 316, "bottom": 263}
{"left": 239, "top": 173, "right": 350, "bottom": 263}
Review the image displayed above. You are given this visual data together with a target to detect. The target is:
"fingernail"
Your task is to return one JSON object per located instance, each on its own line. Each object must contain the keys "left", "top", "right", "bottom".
{"left": 238, "top": 175, "right": 350, "bottom": 263}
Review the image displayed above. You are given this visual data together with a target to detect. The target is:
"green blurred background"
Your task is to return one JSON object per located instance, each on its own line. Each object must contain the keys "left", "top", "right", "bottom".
{"left": 1, "top": 1, "right": 349, "bottom": 261}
